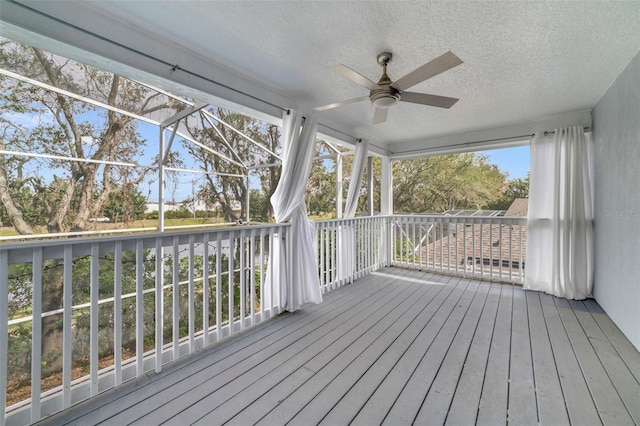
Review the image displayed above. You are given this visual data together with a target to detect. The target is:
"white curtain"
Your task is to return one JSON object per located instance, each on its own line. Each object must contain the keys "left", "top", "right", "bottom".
{"left": 338, "top": 140, "right": 369, "bottom": 281}
{"left": 267, "top": 109, "right": 322, "bottom": 311}
{"left": 344, "top": 140, "right": 369, "bottom": 218}
{"left": 524, "top": 126, "right": 594, "bottom": 299}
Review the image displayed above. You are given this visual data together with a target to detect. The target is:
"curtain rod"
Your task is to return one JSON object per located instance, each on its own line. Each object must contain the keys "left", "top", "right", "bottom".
{"left": 16, "top": 3, "right": 386, "bottom": 154}
{"left": 543, "top": 126, "right": 591, "bottom": 136}
{"left": 391, "top": 125, "right": 593, "bottom": 159}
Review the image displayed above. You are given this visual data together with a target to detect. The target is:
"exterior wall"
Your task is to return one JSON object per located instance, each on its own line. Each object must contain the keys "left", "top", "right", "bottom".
{"left": 592, "top": 50, "right": 640, "bottom": 350}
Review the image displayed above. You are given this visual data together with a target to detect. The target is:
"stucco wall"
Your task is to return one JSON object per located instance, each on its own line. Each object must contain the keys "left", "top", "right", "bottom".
{"left": 592, "top": 51, "right": 640, "bottom": 350}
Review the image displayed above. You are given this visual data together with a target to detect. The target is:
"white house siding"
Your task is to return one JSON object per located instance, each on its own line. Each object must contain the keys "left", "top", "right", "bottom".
{"left": 592, "top": 50, "right": 640, "bottom": 351}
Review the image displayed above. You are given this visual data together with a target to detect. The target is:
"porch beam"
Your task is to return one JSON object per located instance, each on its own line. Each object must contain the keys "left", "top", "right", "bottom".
{"left": 388, "top": 110, "right": 591, "bottom": 159}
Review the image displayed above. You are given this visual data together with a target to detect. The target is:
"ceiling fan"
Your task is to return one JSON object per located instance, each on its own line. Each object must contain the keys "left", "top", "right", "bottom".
{"left": 316, "top": 51, "right": 463, "bottom": 124}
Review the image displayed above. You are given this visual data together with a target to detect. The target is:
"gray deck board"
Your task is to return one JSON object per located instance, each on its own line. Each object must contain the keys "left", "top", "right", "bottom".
{"left": 144, "top": 271, "right": 410, "bottom": 425}
{"left": 556, "top": 298, "right": 634, "bottom": 425}
{"left": 570, "top": 299, "right": 640, "bottom": 424}
{"left": 194, "top": 271, "right": 428, "bottom": 425}
{"left": 476, "top": 284, "right": 513, "bottom": 425}
{"left": 317, "top": 273, "right": 457, "bottom": 426}
{"left": 526, "top": 291, "right": 570, "bottom": 426}
{"left": 413, "top": 279, "right": 491, "bottom": 425}
{"left": 381, "top": 279, "right": 481, "bottom": 425}
{"left": 507, "top": 285, "right": 538, "bottom": 425}
{"left": 36, "top": 267, "right": 640, "bottom": 426}
{"left": 583, "top": 299, "right": 640, "bottom": 382}
{"left": 260, "top": 274, "right": 437, "bottom": 426}
{"left": 351, "top": 275, "right": 468, "bottom": 425}
{"left": 540, "top": 293, "right": 601, "bottom": 425}
{"left": 445, "top": 283, "right": 501, "bottom": 426}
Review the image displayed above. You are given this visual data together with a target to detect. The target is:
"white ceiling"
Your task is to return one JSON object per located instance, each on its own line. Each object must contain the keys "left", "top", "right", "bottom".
{"left": 1, "top": 0, "right": 640, "bottom": 155}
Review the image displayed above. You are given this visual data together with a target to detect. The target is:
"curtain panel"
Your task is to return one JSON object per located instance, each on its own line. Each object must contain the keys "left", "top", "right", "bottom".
{"left": 338, "top": 140, "right": 370, "bottom": 282}
{"left": 266, "top": 110, "right": 322, "bottom": 311}
{"left": 524, "top": 126, "right": 594, "bottom": 299}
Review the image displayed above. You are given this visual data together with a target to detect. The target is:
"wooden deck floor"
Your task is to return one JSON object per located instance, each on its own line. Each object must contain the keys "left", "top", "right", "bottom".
{"left": 38, "top": 267, "right": 640, "bottom": 426}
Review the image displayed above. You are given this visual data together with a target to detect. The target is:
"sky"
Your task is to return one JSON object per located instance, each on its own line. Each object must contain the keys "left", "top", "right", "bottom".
{"left": 479, "top": 145, "right": 530, "bottom": 180}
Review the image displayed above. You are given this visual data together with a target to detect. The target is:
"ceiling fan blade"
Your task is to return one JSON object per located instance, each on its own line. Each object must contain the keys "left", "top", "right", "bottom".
{"left": 400, "top": 92, "right": 460, "bottom": 109}
{"left": 372, "top": 107, "right": 388, "bottom": 124}
{"left": 391, "top": 51, "right": 463, "bottom": 91}
{"left": 315, "top": 96, "right": 369, "bottom": 111}
{"left": 329, "top": 64, "right": 380, "bottom": 90}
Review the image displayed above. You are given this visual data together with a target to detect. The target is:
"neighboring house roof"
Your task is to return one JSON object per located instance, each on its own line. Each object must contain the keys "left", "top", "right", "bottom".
{"left": 422, "top": 199, "right": 528, "bottom": 274}
{"left": 504, "top": 198, "right": 529, "bottom": 217}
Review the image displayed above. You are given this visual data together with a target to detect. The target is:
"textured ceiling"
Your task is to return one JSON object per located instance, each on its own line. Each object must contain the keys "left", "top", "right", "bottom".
{"left": 2, "top": 0, "right": 640, "bottom": 153}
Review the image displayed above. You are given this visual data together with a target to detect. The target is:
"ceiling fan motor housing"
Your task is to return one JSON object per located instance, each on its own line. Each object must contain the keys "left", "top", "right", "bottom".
{"left": 371, "top": 52, "right": 400, "bottom": 108}
{"left": 370, "top": 87, "right": 401, "bottom": 108}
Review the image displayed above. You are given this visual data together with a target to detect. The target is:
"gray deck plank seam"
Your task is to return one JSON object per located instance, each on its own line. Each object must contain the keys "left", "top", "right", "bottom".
{"left": 476, "top": 283, "right": 513, "bottom": 425}
{"left": 348, "top": 275, "right": 469, "bottom": 425}
{"left": 207, "top": 272, "right": 436, "bottom": 426}
{"left": 280, "top": 272, "right": 450, "bottom": 426}
{"left": 378, "top": 279, "right": 479, "bottom": 425}
{"left": 315, "top": 274, "right": 460, "bottom": 426}
{"left": 413, "top": 279, "right": 492, "bottom": 425}
{"left": 526, "top": 290, "right": 571, "bottom": 426}
{"left": 556, "top": 297, "right": 634, "bottom": 425}
{"left": 44, "top": 268, "right": 398, "bottom": 425}
{"left": 570, "top": 299, "right": 640, "bottom": 423}
{"left": 444, "top": 283, "right": 502, "bottom": 425}
{"left": 152, "top": 271, "right": 426, "bottom": 425}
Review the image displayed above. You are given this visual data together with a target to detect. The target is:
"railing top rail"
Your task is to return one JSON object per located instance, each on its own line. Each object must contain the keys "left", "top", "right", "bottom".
{"left": 312, "top": 215, "right": 387, "bottom": 226}
{"left": 391, "top": 214, "right": 527, "bottom": 222}
{"left": 0, "top": 222, "right": 290, "bottom": 251}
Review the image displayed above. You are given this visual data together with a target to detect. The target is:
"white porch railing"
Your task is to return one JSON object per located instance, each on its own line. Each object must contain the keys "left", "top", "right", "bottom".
{"left": 314, "top": 216, "right": 388, "bottom": 293}
{"left": 390, "top": 215, "right": 527, "bottom": 284}
{"left": 1, "top": 214, "right": 526, "bottom": 424}
{"left": 0, "top": 224, "right": 288, "bottom": 426}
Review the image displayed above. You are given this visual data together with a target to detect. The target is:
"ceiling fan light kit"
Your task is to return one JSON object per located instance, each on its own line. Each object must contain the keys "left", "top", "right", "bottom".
{"left": 317, "top": 50, "right": 463, "bottom": 124}
{"left": 370, "top": 90, "right": 401, "bottom": 108}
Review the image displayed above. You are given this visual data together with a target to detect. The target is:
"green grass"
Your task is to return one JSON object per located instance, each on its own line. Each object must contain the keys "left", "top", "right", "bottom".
{"left": 0, "top": 218, "right": 230, "bottom": 240}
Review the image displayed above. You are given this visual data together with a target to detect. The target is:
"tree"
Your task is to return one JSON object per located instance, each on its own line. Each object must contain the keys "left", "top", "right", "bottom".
{"left": 0, "top": 39, "right": 178, "bottom": 371}
{"left": 393, "top": 153, "right": 508, "bottom": 213}
{"left": 0, "top": 42, "right": 173, "bottom": 234}
{"left": 485, "top": 174, "right": 530, "bottom": 210}
{"left": 305, "top": 142, "right": 337, "bottom": 216}
{"left": 102, "top": 184, "right": 148, "bottom": 223}
{"left": 183, "top": 108, "right": 281, "bottom": 222}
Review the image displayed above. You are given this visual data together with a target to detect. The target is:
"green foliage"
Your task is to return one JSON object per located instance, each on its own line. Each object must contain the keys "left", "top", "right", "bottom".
{"left": 394, "top": 236, "right": 418, "bottom": 263}
{"left": 164, "top": 208, "right": 193, "bottom": 219}
{"left": 393, "top": 153, "right": 508, "bottom": 213}
{"left": 485, "top": 174, "right": 530, "bottom": 210}
{"left": 306, "top": 155, "right": 337, "bottom": 216}
{"left": 102, "top": 185, "right": 148, "bottom": 222}
{"left": 184, "top": 108, "right": 281, "bottom": 223}
{"left": 0, "top": 39, "right": 181, "bottom": 235}
{"left": 249, "top": 189, "right": 268, "bottom": 222}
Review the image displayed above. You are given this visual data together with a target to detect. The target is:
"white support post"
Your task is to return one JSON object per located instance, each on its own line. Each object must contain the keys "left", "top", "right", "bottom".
{"left": 0, "top": 251, "right": 7, "bottom": 426}
{"left": 380, "top": 156, "right": 393, "bottom": 215}
{"left": 367, "top": 156, "right": 374, "bottom": 216}
{"left": 336, "top": 154, "right": 343, "bottom": 218}
{"left": 246, "top": 174, "right": 251, "bottom": 223}
{"left": 30, "top": 248, "right": 42, "bottom": 423}
{"left": 158, "top": 127, "right": 165, "bottom": 232}
{"left": 90, "top": 244, "right": 99, "bottom": 396}
{"left": 380, "top": 156, "right": 393, "bottom": 265}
